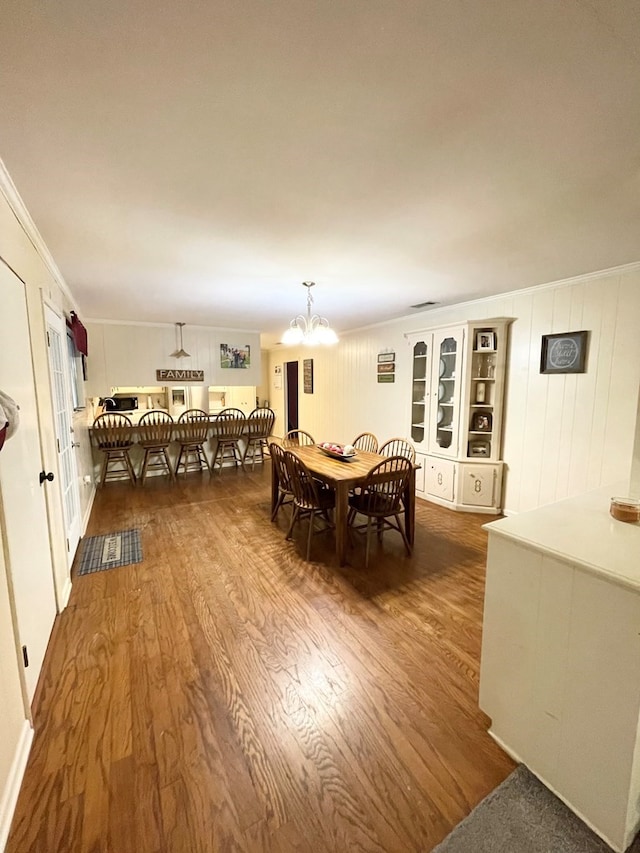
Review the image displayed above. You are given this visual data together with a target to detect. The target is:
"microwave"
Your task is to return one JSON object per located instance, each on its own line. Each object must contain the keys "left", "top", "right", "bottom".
{"left": 100, "top": 395, "right": 138, "bottom": 412}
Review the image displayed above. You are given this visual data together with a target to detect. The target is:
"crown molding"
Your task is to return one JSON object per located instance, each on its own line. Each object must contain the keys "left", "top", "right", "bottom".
{"left": 344, "top": 260, "right": 640, "bottom": 340}
{"left": 0, "top": 157, "right": 77, "bottom": 309}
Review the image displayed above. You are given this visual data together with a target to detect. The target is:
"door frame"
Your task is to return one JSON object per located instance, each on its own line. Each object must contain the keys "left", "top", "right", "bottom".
{"left": 43, "top": 301, "right": 81, "bottom": 567}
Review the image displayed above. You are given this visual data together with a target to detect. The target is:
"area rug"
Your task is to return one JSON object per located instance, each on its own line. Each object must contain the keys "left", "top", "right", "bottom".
{"left": 432, "top": 764, "right": 632, "bottom": 853}
{"left": 77, "top": 529, "right": 142, "bottom": 575}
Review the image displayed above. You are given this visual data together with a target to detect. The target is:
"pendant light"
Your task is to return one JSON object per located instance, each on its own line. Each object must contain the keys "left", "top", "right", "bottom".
{"left": 171, "top": 322, "right": 191, "bottom": 358}
{"left": 282, "top": 282, "right": 338, "bottom": 346}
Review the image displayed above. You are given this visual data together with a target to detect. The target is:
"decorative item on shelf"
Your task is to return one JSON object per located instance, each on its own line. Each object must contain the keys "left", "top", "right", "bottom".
{"left": 438, "top": 381, "right": 446, "bottom": 401}
{"left": 476, "top": 331, "right": 495, "bottom": 351}
{"left": 472, "top": 412, "right": 492, "bottom": 432}
{"left": 170, "top": 322, "right": 191, "bottom": 358}
{"left": 475, "top": 382, "right": 486, "bottom": 403}
{"left": 282, "top": 281, "right": 338, "bottom": 345}
{"left": 439, "top": 358, "right": 446, "bottom": 377}
{"left": 540, "top": 330, "right": 589, "bottom": 374}
{"left": 469, "top": 439, "right": 491, "bottom": 457}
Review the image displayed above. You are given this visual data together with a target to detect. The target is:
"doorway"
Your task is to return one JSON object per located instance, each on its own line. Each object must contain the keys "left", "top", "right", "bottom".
{"left": 0, "top": 263, "right": 57, "bottom": 702}
{"left": 285, "top": 361, "right": 299, "bottom": 433}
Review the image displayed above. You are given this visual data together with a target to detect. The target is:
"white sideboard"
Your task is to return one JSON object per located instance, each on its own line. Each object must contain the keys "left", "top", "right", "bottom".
{"left": 479, "top": 483, "right": 640, "bottom": 852}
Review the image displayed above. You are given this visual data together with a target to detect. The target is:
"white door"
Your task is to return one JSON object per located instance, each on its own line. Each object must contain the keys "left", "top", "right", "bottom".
{"left": 0, "top": 264, "right": 57, "bottom": 702}
{"left": 45, "top": 304, "right": 81, "bottom": 562}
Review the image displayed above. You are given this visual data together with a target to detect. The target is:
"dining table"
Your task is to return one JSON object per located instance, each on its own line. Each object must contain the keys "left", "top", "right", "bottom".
{"left": 271, "top": 445, "right": 417, "bottom": 566}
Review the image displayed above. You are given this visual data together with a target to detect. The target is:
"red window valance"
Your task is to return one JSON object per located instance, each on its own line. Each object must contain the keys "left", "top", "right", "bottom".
{"left": 67, "top": 311, "right": 88, "bottom": 356}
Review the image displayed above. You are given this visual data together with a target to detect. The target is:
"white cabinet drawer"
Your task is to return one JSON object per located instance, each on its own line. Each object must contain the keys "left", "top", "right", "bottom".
{"left": 425, "top": 457, "right": 455, "bottom": 501}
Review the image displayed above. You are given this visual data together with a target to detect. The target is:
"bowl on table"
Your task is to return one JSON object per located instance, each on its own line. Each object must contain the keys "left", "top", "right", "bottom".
{"left": 318, "top": 442, "right": 358, "bottom": 462}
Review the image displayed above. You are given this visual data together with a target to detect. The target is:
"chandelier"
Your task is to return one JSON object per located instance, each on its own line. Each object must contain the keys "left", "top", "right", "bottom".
{"left": 170, "top": 322, "right": 191, "bottom": 358}
{"left": 281, "top": 282, "right": 338, "bottom": 346}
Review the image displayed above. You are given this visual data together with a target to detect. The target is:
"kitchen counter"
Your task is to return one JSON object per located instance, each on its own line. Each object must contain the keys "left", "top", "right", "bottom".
{"left": 479, "top": 481, "right": 640, "bottom": 852}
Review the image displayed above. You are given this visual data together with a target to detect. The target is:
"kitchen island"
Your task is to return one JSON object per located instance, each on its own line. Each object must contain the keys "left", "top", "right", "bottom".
{"left": 479, "top": 482, "right": 640, "bottom": 852}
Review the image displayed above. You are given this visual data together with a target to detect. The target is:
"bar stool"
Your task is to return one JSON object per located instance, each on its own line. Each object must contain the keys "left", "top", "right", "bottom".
{"left": 244, "top": 407, "right": 275, "bottom": 468}
{"left": 137, "top": 410, "right": 175, "bottom": 484}
{"left": 175, "top": 409, "right": 211, "bottom": 475}
{"left": 92, "top": 413, "right": 137, "bottom": 487}
{"left": 211, "top": 408, "right": 246, "bottom": 473}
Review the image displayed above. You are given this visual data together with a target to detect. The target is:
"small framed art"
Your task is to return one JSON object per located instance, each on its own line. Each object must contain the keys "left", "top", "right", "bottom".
{"left": 540, "top": 330, "right": 588, "bottom": 374}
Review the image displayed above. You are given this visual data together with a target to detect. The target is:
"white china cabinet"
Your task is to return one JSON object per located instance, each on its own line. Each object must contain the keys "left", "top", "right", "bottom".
{"left": 406, "top": 318, "right": 511, "bottom": 513}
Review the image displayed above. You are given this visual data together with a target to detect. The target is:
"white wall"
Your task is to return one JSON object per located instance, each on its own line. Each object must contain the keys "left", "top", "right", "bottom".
{"left": 0, "top": 163, "right": 96, "bottom": 846}
{"left": 268, "top": 267, "right": 640, "bottom": 515}
{"left": 85, "top": 321, "right": 261, "bottom": 393}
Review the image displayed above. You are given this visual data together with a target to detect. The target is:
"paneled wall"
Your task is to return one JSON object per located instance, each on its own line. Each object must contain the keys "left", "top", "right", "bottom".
{"left": 268, "top": 267, "right": 640, "bottom": 515}
{"left": 85, "top": 321, "right": 261, "bottom": 392}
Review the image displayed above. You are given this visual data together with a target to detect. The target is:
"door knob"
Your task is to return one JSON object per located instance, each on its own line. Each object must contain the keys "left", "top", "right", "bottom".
{"left": 71, "top": 442, "right": 81, "bottom": 448}
{"left": 39, "top": 471, "right": 55, "bottom": 485}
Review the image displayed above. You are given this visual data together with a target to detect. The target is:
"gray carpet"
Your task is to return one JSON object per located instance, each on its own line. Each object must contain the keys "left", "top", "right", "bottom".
{"left": 77, "top": 528, "right": 142, "bottom": 575}
{"left": 433, "top": 764, "right": 638, "bottom": 853}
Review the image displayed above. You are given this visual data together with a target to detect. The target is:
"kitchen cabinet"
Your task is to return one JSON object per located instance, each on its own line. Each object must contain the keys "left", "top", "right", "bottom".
{"left": 480, "top": 484, "right": 640, "bottom": 852}
{"left": 406, "top": 318, "right": 511, "bottom": 512}
{"left": 223, "top": 386, "right": 256, "bottom": 414}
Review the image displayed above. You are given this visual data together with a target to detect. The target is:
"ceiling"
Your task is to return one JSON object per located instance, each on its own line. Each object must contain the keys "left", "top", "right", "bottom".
{"left": 1, "top": 0, "right": 639, "bottom": 347}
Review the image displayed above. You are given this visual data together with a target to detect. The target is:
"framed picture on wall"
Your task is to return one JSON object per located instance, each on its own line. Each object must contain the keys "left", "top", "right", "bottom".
{"left": 540, "top": 330, "right": 589, "bottom": 374}
{"left": 303, "top": 358, "right": 313, "bottom": 393}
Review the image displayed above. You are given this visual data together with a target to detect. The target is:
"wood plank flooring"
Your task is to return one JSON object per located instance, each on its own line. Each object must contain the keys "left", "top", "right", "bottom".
{"left": 7, "top": 465, "right": 514, "bottom": 852}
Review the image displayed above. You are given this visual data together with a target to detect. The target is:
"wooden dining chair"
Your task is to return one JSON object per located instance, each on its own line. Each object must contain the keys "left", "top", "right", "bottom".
{"left": 244, "top": 407, "right": 275, "bottom": 468}
{"left": 352, "top": 432, "right": 379, "bottom": 453}
{"left": 137, "top": 410, "right": 175, "bottom": 484}
{"left": 282, "top": 429, "right": 315, "bottom": 448}
{"left": 269, "top": 441, "right": 295, "bottom": 521}
{"left": 211, "top": 408, "right": 246, "bottom": 473}
{"left": 92, "top": 413, "right": 137, "bottom": 487}
{"left": 348, "top": 455, "right": 412, "bottom": 567}
{"left": 174, "top": 409, "right": 211, "bottom": 475}
{"left": 379, "top": 437, "right": 416, "bottom": 464}
{"left": 284, "top": 450, "right": 335, "bottom": 561}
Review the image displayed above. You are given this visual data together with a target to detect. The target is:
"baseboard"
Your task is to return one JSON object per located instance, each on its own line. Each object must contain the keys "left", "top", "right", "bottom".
{"left": 59, "top": 577, "right": 73, "bottom": 610}
{"left": 0, "top": 721, "right": 33, "bottom": 853}
{"left": 81, "top": 484, "right": 96, "bottom": 534}
{"left": 486, "top": 729, "right": 623, "bottom": 852}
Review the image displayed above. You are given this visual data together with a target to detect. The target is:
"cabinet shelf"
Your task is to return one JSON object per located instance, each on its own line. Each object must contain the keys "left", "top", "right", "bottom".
{"left": 469, "top": 430, "right": 493, "bottom": 435}
{"left": 472, "top": 377, "right": 495, "bottom": 382}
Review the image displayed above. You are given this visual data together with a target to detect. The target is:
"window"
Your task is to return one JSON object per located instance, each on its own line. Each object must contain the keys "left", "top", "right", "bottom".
{"left": 66, "top": 329, "right": 85, "bottom": 409}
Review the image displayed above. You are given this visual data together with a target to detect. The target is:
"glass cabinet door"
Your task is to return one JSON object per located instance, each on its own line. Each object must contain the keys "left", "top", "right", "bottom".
{"left": 411, "top": 340, "right": 429, "bottom": 447}
{"left": 430, "top": 330, "right": 463, "bottom": 457}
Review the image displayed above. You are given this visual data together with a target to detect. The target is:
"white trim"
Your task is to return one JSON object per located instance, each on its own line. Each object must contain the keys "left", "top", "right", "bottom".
{"left": 0, "top": 720, "right": 33, "bottom": 853}
{"left": 0, "top": 158, "right": 76, "bottom": 310}
{"left": 81, "top": 484, "right": 96, "bottom": 535}
{"left": 59, "top": 577, "right": 73, "bottom": 610}
{"left": 86, "top": 317, "right": 261, "bottom": 334}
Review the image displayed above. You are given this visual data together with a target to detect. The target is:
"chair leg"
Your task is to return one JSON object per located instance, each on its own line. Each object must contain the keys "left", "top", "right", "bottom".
{"left": 286, "top": 505, "right": 299, "bottom": 540}
{"left": 395, "top": 513, "right": 412, "bottom": 555}
{"left": 162, "top": 448, "right": 175, "bottom": 480}
{"left": 124, "top": 450, "right": 137, "bottom": 485}
{"left": 306, "top": 510, "right": 315, "bottom": 561}
{"left": 99, "top": 451, "right": 109, "bottom": 487}
{"left": 365, "top": 517, "right": 373, "bottom": 569}
{"left": 140, "top": 450, "right": 150, "bottom": 484}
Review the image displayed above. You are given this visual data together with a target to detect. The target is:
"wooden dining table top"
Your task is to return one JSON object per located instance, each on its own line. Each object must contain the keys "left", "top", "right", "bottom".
{"left": 287, "top": 445, "right": 387, "bottom": 483}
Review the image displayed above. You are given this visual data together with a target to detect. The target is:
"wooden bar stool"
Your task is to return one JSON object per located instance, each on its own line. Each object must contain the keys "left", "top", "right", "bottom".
{"left": 211, "top": 408, "right": 246, "bottom": 473}
{"left": 92, "top": 413, "right": 137, "bottom": 487}
{"left": 175, "top": 409, "right": 211, "bottom": 475}
{"left": 244, "top": 407, "right": 275, "bottom": 468}
{"left": 137, "top": 411, "right": 175, "bottom": 484}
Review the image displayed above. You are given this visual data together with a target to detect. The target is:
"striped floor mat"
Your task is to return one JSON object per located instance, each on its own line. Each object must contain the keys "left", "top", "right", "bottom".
{"left": 77, "top": 529, "right": 142, "bottom": 575}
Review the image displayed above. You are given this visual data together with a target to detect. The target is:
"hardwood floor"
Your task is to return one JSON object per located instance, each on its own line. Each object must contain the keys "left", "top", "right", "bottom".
{"left": 7, "top": 466, "right": 514, "bottom": 852}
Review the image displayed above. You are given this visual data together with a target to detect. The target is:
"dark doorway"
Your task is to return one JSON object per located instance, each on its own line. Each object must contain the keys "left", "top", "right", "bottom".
{"left": 285, "top": 361, "right": 299, "bottom": 433}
